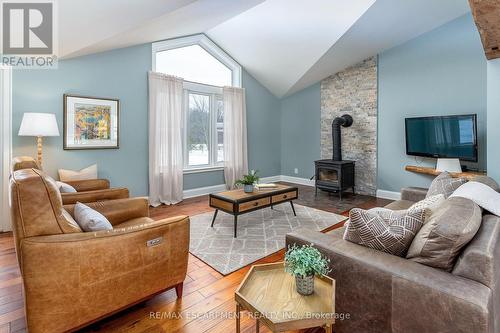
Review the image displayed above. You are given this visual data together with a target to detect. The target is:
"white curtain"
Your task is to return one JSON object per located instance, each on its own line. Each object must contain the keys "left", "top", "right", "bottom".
{"left": 0, "top": 66, "right": 12, "bottom": 231}
{"left": 148, "top": 72, "right": 184, "bottom": 206}
{"left": 223, "top": 86, "right": 248, "bottom": 189}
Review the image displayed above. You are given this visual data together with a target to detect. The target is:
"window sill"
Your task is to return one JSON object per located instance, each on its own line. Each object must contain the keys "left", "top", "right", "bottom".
{"left": 183, "top": 166, "right": 224, "bottom": 174}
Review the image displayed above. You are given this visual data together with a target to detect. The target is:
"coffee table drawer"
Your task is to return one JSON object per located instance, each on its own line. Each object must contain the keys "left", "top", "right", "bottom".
{"left": 210, "top": 198, "right": 234, "bottom": 212}
{"left": 272, "top": 191, "right": 297, "bottom": 204}
{"left": 239, "top": 197, "right": 271, "bottom": 212}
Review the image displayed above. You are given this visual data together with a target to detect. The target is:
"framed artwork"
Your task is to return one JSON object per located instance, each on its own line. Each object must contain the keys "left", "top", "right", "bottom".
{"left": 63, "top": 94, "right": 119, "bottom": 150}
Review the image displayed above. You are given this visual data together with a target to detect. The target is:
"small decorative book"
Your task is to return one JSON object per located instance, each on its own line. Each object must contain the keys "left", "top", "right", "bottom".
{"left": 256, "top": 183, "right": 278, "bottom": 190}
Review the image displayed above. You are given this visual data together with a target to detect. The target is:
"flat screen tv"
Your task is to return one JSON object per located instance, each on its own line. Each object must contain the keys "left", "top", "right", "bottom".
{"left": 405, "top": 114, "right": 478, "bottom": 162}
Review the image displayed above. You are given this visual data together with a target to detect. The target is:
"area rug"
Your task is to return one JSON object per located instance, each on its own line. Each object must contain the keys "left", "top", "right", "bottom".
{"left": 189, "top": 204, "right": 346, "bottom": 275}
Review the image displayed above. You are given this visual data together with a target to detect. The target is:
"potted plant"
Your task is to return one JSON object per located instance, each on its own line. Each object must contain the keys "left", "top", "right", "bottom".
{"left": 235, "top": 170, "right": 259, "bottom": 193}
{"left": 284, "top": 244, "right": 331, "bottom": 296}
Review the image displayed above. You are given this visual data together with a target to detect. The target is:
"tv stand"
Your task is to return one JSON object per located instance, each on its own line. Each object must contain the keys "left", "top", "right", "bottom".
{"left": 405, "top": 165, "right": 486, "bottom": 180}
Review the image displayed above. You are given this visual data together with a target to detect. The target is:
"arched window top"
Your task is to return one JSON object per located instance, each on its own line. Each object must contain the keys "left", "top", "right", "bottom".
{"left": 152, "top": 34, "right": 241, "bottom": 87}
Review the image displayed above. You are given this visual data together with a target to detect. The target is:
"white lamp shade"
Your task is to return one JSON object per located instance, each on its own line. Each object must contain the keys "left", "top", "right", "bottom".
{"left": 18, "top": 113, "right": 60, "bottom": 137}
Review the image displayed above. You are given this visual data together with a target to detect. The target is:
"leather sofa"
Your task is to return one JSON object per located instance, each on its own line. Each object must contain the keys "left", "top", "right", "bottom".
{"left": 287, "top": 184, "right": 499, "bottom": 333}
{"left": 10, "top": 168, "right": 190, "bottom": 333}
{"left": 12, "top": 156, "right": 129, "bottom": 204}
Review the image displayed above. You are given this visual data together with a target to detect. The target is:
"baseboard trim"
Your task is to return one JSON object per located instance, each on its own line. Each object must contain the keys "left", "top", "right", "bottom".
{"left": 182, "top": 177, "right": 402, "bottom": 201}
{"left": 260, "top": 175, "right": 282, "bottom": 183}
{"left": 181, "top": 175, "right": 314, "bottom": 199}
{"left": 178, "top": 175, "right": 401, "bottom": 200}
{"left": 183, "top": 184, "right": 227, "bottom": 199}
{"left": 376, "top": 189, "right": 401, "bottom": 200}
{"left": 280, "top": 175, "right": 315, "bottom": 187}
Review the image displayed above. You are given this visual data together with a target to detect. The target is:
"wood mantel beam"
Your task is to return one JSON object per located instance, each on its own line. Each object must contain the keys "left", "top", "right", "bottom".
{"left": 405, "top": 165, "right": 485, "bottom": 179}
{"left": 469, "top": 0, "right": 500, "bottom": 60}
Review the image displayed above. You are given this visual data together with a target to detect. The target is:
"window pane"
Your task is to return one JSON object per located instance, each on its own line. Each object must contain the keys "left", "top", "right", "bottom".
{"left": 188, "top": 94, "right": 210, "bottom": 166}
{"left": 216, "top": 99, "right": 224, "bottom": 163}
{"left": 156, "top": 45, "right": 232, "bottom": 86}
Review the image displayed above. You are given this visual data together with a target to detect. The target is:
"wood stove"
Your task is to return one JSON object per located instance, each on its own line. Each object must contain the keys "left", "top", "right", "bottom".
{"left": 314, "top": 114, "right": 355, "bottom": 199}
{"left": 315, "top": 160, "right": 355, "bottom": 199}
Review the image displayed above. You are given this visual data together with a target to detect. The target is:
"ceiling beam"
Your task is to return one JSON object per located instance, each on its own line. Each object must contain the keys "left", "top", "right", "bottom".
{"left": 469, "top": 0, "right": 500, "bottom": 60}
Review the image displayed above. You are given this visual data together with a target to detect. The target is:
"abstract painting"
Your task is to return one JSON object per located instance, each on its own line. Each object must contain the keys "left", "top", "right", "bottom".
{"left": 64, "top": 95, "right": 119, "bottom": 149}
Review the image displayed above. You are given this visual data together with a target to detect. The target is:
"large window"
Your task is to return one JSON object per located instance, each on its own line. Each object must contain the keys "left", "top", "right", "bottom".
{"left": 153, "top": 34, "right": 241, "bottom": 172}
{"left": 184, "top": 85, "right": 224, "bottom": 169}
{"left": 155, "top": 45, "right": 232, "bottom": 87}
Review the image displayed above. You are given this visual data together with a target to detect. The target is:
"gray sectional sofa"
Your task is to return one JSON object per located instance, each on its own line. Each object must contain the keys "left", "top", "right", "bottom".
{"left": 286, "top": 185, "right": 499, "bottom": 333}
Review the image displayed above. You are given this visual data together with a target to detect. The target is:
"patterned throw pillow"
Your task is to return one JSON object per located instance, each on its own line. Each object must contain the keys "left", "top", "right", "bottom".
{"left": 426, "top": 172, "right": 467, "bottom": 198}
{"left": 366, "top": 195, "right": 445, "bottom": 227}
{"left": 343, "top": 208, "right": 426, "bottom": 257}
{"left": 407, "top": 194, "right": 445, "bottom": 221}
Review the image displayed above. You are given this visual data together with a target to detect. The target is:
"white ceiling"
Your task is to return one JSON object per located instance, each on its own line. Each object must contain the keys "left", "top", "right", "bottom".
{"left": 60, "top": 0, "right": 265, "bottom": 59}
{"left": 59, "top": 0, "right": 472, "bottom": 97}
{"left": 287, "top": 0, "right": 472, "bottom": 95}
{"left": 207, "top": 0, "right": 376, "bottom": 97}
{"left": 59, "top": 0, "right": 194, "bottom": 58}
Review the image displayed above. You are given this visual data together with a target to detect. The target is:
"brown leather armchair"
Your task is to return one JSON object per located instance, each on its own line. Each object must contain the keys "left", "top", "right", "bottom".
{"left": 10, "top": 168, "right": 189, "bottom": 333}
{"left": 12, "top": 156, "right": 129, "bottom": 204}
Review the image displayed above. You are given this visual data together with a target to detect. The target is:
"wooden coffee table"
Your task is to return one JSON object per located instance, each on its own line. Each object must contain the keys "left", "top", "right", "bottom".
{"left": 209, "top": 184, "right": 298, "bottom": 237}
{"left": 235, "top": 262, "right": 335, "bottom": 332}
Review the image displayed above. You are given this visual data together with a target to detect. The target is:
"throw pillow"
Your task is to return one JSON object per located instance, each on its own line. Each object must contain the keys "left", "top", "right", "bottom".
{"left": 62, "top": 209, "right": 82, "bottom": 232}
{"left": 407, "top": 194, "right": 446, "bottom": 221}
{"left": 406, "top": 197, "right": 482, "bottom": 271}
{"left": 471, "top": 175, "right": 500, "bottom": 192}
{"left": 55, "top": 181, "right": 77, "bottom": 193}
{"left": 343, "top": 208, "right": 426, "bottom": 257}
{"left": 58, "top": 164, "right": 98, "bottom": 182}
{"left": 74, "top": 202, "right": 113, "bottom": 232}
{"left": 368, "top": 195, "right": 445, "bottom": 222}
{"left": 426, "top": 172, "right": 467, "bottom": 199}
{"left": 451, "top": 181, "right": 500, "bottom": 216}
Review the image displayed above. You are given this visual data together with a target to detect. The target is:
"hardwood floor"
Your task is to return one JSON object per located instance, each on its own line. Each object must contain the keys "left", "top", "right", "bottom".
{"left": 0, "top": 183, "right": 391, "bottom": 333}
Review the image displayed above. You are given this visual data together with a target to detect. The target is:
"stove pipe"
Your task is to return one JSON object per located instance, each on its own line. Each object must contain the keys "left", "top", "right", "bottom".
{"left": 332, "top": 114, "right": 353, "bottom": 161}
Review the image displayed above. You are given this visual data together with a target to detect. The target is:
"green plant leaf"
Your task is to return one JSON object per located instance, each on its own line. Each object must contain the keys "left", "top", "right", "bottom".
{"left": 234, "top": 170, "right": 260, "bottom": 186}
{"left": 284, "top": 244, "right": 331, "bottom": 277}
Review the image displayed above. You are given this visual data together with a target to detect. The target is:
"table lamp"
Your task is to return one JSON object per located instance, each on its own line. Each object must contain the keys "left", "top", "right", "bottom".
{"left": 18, "top": 113, "right": 60, "bottom": 168}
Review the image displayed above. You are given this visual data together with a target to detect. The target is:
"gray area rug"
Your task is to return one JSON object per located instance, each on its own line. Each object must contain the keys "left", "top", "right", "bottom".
{"left": 189, "top": 204, "right": 346, "bottom": 275}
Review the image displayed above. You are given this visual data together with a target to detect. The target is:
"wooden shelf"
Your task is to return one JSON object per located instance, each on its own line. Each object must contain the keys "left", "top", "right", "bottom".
{"left": 405, "top": 165, "right": 486, "bottom": 180}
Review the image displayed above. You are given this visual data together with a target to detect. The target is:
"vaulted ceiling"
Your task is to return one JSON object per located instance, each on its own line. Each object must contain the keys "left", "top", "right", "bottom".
{"left": 60, "top": 0, "right": 472, "bottom": 97}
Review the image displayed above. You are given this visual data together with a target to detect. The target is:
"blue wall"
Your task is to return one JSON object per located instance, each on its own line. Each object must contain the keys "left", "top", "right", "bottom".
{"left": 277, "top": 14, "right": 487, "bottom": 193}
{"left": 13, "top": 45, "right": 281, "bottom": 195}
{"left": 12, "top": 13, "right": 488, "bottom": 197}
{"left": 13, "top": 44, "right": 152, "bottom": 196}
{"left": 245, "top": 71, "right": 282, "bottom": 177}
{"left": 377, "top": 14, "right": 487, "bottom": 192}
{"left": 487, "top": 59, "right": 500, "bottom": 183}
{"left": 280, "top": 83, "right": 321, "bottom": 178}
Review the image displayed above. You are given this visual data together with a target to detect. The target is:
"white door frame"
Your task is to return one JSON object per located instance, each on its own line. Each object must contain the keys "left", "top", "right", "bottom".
{"left": 0, "top": 66, "right": 12, "bottom": 232}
